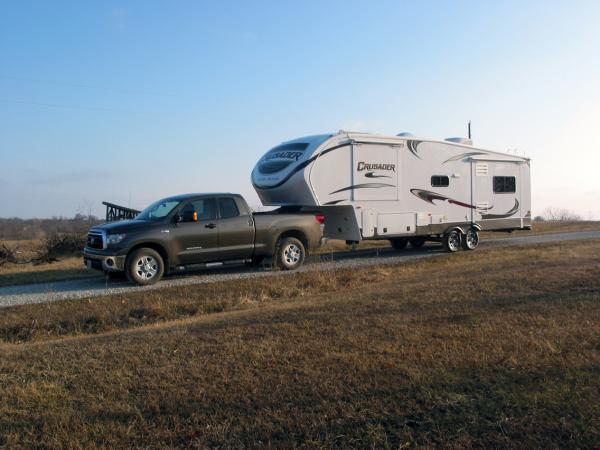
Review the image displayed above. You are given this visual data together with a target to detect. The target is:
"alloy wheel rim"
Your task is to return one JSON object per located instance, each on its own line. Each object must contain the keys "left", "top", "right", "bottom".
{"left": 135, "top": 255, "right": 158, "bottom": 280}
{"left": 283, "top": 244, "right": 301, "bottom": 265}
{"left": 467, "top": 231, "right": 478, "bottom": 248}
{"left": 449, "top": 233, "right": 460, "bottom": 251}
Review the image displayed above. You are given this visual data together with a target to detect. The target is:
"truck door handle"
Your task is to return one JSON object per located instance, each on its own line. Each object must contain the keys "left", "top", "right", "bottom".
{"left": 205, "top": 223, "right": 217, "bottom": 229}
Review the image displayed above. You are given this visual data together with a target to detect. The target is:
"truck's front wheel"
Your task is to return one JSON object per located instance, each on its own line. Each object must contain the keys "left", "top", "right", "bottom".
{"left": 126, "top": 248, "right": 164, "bottom": 285}
{"left": 274, "top": 237, "right": 305, "bottom": 270}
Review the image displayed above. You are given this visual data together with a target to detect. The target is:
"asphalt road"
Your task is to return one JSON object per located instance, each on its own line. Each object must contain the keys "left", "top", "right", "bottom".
{"left": 1, "top": 230, "right": 599, "bottom": 308}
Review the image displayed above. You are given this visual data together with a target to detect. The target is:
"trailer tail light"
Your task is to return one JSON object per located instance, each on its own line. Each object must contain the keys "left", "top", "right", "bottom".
{"left": 315, "top": 214, "right": 325, "bottom": 224}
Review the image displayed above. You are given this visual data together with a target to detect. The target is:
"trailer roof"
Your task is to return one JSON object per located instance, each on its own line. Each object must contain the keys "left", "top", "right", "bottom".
{"left": 335, "top": 130, "right": 530, "bottom": 161}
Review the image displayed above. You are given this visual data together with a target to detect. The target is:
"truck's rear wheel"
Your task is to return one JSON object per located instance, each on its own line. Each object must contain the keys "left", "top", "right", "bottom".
{"left": 462, "top": 228, "right": 479, "bottom": 250}
{"left": 275, "top": 237, "right": 305, "bottom": 270}
{"left": 126, "top": 248, "right": 164, "bottom": 285}
{"left": 443, "top": 230, "right": 461, "bottom": 253}
{"left": 391, "top": 238, "right": 408, "bottom": 250}
{"left": 409, "top": 237, "right": 425, "bottom": 249}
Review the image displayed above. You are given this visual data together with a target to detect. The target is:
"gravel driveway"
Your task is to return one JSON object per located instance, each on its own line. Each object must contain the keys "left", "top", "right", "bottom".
{"left": 1, "top": 230, "right": 599, "bottom": 308}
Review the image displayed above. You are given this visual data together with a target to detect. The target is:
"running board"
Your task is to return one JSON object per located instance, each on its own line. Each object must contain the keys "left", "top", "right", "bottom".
{"left": 174, "top": 259, "right": 249, "bottom": 271}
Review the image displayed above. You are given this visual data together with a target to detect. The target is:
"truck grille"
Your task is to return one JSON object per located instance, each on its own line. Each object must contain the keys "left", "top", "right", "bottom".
{"left": 87, "top": 231, "right": 105, "bottom": 249}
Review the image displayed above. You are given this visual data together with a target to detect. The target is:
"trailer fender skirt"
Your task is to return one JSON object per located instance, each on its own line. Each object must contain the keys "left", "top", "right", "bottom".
{"left": 443, "top": 226, "right": 466, "bottom": 236}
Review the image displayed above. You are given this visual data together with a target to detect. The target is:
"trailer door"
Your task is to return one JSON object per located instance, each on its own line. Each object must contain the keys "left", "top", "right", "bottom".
{"left": 352, "top": 144, "right": 398, "bottom": 201}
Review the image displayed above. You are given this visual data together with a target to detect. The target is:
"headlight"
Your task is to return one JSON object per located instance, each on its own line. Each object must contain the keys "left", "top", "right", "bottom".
{"left": 106, "top": 233, "right": 126, "bottom": 245}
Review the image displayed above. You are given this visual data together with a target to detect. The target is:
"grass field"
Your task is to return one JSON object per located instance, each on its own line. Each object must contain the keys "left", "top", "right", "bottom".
{"left": 0, "top": 239, "right": 100, "bottom": 287}
{"left": 0, "top": 257, "right": 100, "bottom": 288}
{"left": 1, "top": 220, "right": 599, "bottom": 289}
{"left": 1, "top": 239, "right": 599, "bottom": 448}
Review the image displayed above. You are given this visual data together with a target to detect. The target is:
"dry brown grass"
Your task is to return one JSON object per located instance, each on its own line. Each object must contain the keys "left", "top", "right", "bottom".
{"left": 0, "top": 239, "right": 599, "bottom": 448}
{"left": 0, "top": 257, "right": 100, "bottom": 288}
{"left": 0, "top": 238, "right": 98, "bottom": 287}
{"left": 481, "top": 219, "right": 600, "bottom": 237}
{"left": 317, "top": 220, "right": 600, "bottom": 253}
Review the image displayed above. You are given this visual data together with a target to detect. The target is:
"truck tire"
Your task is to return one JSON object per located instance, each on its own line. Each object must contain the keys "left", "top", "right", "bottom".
{"left": 462, "top": 228, "right": 479, "bottom": 250}
{"left": 409, "top": 237, "right": 425, "bottom": 249}
{"left": 274, "top": 237, "right": 305, "bottom": 270}
{"left": 443, "top": 230, "right": 461, "bottom": 253}
{"left": 390, "top": 238, "right": 408, "bottom": 250}
{"left": 125, "top": 248, "right": 164, "bottom": 285}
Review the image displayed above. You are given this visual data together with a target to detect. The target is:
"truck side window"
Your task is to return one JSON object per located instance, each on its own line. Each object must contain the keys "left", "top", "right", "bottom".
{"left": 187, "top": 198, "right": 217, "bottom": 221}
{"left": 219, "top": 198, "right": 240, "bottom": 219}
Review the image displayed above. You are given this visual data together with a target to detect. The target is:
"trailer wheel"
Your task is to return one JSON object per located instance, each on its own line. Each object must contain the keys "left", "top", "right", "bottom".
{"left": 125, "top": 248, "right": 164, "bottom": 285}
{"left": 462, "top": 228, "right": 479, "bottom": 250}
{"left": 409, "top": 237, "right": 425, "bottom": 249}
{"left": 443, "top": 230, "right": 461, "bottom": 253}
{"left": 274, "top": 237, "right": 305, "bottom": 270}
{"left": 390, "top": 238, "right": 408, "bottom": 250}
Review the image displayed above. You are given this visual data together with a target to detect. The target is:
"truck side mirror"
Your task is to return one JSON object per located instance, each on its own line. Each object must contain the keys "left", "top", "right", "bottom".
{"left": 174, "top": 214, "right": 183, "bottom": 224}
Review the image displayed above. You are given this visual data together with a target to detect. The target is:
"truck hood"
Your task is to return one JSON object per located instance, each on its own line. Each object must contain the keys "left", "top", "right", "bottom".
{"left": 92, "top": 219, "right": 157, "bottom": 234}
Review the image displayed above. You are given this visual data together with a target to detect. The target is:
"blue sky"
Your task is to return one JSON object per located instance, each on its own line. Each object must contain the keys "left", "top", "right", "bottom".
{"left": 1, "top": 1, "right": 599, "bottom": 218}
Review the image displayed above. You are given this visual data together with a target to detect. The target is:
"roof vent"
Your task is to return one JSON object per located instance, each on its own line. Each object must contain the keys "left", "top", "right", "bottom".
{"left": 445, "top": 137, "right": 473, "bottom": 146}
{"left": 396, "top": 132, "right": 414, "bottom": 137}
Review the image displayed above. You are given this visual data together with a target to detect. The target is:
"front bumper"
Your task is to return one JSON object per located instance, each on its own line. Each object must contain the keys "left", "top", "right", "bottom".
{"left": 83, "top": 251, "right": 126, "bottom": 272}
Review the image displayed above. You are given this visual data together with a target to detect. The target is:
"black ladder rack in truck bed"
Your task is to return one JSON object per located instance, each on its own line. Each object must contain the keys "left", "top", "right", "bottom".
{"left": 102, "top": 202, "right": 141, "bottom": 222}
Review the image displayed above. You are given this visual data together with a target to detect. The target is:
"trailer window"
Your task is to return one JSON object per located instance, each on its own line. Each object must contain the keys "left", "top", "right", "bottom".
{"left": 218, "top": 198, "right": 240, "bottom": 219}
{"left": 493, "top": 176, "right": 516, "bottom": 193}
{"left": 431, "top": 175, "right": 449, "bottom": 187}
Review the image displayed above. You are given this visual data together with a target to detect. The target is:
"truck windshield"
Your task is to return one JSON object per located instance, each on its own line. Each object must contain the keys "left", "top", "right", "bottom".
{"left": 136, "top": 199, "right": 180, "bottom": 221}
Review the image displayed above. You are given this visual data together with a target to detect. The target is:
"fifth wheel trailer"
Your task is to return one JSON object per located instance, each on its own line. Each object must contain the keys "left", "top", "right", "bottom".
{"left": 251, "top": 131, "right": 531, "bottom": 252}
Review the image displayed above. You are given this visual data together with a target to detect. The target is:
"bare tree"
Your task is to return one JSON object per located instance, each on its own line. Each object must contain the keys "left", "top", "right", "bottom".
{"left": 543, "top": 207, "right": 581, "bottom": 222}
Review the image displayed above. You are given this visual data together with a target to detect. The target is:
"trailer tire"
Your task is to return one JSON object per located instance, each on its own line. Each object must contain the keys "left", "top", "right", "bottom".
{"left": 274, "top": 237, "right": 305, "bottom": 270}
{"left": 390, "top": 238, "right": 408, "bottom": 250}
{"left": 125, "top": 248, "right": 164, "bottom": 285}
{"left": 443, "top": 230, "right": 461, "bottom": 253}
{"left": 409, "top": 237, "right": 425, "bottom": 249}
{"left": 462, "top": 228, "right": 479, "bottom": 250}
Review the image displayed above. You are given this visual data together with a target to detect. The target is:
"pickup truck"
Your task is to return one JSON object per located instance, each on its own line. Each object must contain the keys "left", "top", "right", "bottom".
{"left": 83, "top": 193, "right": 324, "bottom": 285}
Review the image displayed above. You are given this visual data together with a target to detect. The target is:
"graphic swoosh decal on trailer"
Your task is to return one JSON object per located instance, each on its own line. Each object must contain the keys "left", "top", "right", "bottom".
{"left": 364, "top": 172, "right": 391, "bottom": 179}
{"left": 330, "top": 183, "right": 396, "bottom": 195}
{"left": 480, "top": 199, "right": 519, "bottom": 219}
{"left": 406, "top": 140, "right": 422, "bottom": 159}
{"left": 323, "top": 200, "right": 344, "bottom": 205}
{"left": 443, "top": 151, "right": 489, "bottom": 163}
{"left": 253, "top": 143, "right": 351, "bottom": 190}
{"left": 410, "top": 189, "right": 493, "bottom": 210}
